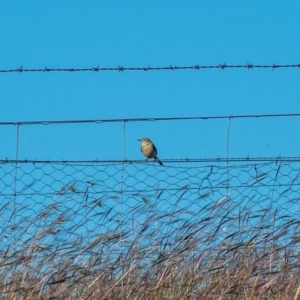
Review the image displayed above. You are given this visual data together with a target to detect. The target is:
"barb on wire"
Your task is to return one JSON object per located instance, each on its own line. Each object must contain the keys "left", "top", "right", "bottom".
{"left": 1, "top": 63, "right": 300, "bottom": 73}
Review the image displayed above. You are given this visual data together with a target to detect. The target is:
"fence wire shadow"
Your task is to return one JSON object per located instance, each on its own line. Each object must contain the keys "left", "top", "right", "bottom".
{"left": 1, "top": 160, "right": 300, "bottom": 299}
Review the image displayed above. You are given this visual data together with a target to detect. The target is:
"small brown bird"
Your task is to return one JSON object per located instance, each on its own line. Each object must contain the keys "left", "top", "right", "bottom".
{"left": 137, "top": 137, "right": 163, "bottom": 166}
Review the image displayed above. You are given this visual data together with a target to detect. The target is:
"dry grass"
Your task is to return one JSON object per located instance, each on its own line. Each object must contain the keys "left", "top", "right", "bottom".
{"left": 1, "top": 162, "right": 300, "bottom": 299}
{"left": 1, "top": 194, "right": 300, "bottom": 300}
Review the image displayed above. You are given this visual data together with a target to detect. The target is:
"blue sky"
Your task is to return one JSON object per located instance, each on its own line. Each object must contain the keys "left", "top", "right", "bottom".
{"left": 1, "top": 2, "right": 300, "bottom": 161}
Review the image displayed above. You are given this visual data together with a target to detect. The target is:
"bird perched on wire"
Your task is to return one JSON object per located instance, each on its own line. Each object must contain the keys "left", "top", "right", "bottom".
{"left": 137, "top": 137, "right": 163, "bottom": 166}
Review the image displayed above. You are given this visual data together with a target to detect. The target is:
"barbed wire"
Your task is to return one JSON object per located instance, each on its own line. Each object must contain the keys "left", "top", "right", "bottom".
{"left": 2, "top": 112, "right": 300, "bottom": 126}
{"left": 1, "top": 63, "right": 300, "bottom": 74}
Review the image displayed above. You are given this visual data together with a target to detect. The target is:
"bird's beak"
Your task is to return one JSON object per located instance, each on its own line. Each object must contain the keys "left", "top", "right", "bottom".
{"left": 137, "top": 139, "right": 141, "bottom": 141}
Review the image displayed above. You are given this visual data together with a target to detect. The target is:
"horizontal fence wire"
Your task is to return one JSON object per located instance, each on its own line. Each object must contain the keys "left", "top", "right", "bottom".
{"left": 0, "top": 157, "right": 299, "bottom": 164}
{"left": 1, "top": 112, "right": 300, "bottom": 127}
{"left": 1, "top": 160, "right": 300, "bottom": 297}
{"left": 1, "top": 63, "right": 300, "bottom": 73}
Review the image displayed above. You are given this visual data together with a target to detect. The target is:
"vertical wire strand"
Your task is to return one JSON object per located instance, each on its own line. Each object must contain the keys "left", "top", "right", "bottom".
{"left": 13, "top": 124, "right": 20, "bottom": 250}
{"left": 119, "top": 121, "right": 126, "bottom": 299}
{"left": 269, "top": 163, "right": 279, "bottom": 272}
{"left": 226, "top": 117, "right": 231, "bottom": 281}
{"left": 226, "top": 117, "right": 231, "bottom": 188}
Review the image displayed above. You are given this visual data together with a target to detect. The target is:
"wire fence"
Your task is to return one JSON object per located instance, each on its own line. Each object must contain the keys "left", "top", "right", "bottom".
{"left": 1, "top": 112, "right": 300, "bottom": 129}
{"left": 1, "top": 62, "right": 300, "bottom": 74}
{"left": 1, "top": 159, "right": 300, "bottom": 298}
{"left": 1, "top": 114, "right": 300, "bottom": 298}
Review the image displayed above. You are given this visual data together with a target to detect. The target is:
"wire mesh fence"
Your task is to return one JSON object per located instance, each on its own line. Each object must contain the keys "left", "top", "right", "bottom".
{"left": 1, "top": 159, "right": 300, "bottom": 298}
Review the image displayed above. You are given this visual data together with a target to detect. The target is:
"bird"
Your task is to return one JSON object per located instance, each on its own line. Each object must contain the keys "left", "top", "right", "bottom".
{"left": 137, "top": 137, "right": 163, "bottom": 166}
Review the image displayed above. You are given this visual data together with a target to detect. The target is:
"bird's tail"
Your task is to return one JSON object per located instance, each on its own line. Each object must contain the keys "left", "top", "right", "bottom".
{"left": 156, "top": 158, "right": 163, "bottom": 166}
